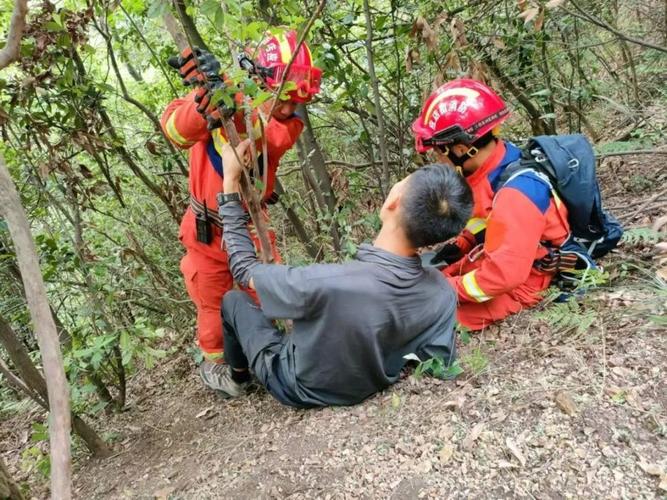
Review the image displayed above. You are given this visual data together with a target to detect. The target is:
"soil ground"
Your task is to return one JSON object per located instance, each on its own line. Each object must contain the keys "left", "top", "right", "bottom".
{"left": 1, "top": 153, "right": 666, "bottom": 499}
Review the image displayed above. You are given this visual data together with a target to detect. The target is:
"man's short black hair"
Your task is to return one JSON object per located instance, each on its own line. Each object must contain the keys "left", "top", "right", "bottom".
{"left": 400, "top": 164, "right": 473, "bottom": 248}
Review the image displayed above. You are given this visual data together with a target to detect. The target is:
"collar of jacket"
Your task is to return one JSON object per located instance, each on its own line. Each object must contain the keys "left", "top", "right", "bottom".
{"left": 465, "top": 140, "right": 508, "bottom": 187}
{"left": 356, "top": 243, "right": 423, "bottom": 272}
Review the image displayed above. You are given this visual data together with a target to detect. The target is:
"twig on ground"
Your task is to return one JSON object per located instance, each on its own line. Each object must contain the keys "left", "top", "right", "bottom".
{"left": 598, "top": 319, "right": 607, "bottom": 399}
{"left": 620, "top": 187, "right": 667, "bottom": 222}
{"left": 597, "top": 150, "right": 667, "bottom": 159}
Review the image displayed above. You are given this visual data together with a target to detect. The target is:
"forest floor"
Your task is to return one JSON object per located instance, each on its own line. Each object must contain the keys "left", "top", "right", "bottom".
{"left": 2, "top": 153, "right": 666, "bottom": 499}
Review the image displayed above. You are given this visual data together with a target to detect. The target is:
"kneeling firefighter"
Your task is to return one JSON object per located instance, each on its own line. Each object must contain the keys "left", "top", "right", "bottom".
{"left": 412, "top": 79, "right": 571, "bottom": 330}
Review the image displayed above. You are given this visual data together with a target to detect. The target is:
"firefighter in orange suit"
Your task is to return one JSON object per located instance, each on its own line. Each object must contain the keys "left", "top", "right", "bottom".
{"left": 161, "top": 30, "right": 322, "bottom": 386}
{"left": 412, "top": 79, "right": 570, "bottom": 330}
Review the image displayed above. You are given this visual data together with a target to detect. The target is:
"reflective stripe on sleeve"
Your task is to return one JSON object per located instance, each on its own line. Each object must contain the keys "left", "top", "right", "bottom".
{"left": 462, "top": 270, "right": 492, "bottom": 303}
{"left": 165, "top": 112, "right": 195, "bottom": 147}
{"left": 465, "top": 217, "right": 487, "bottom": 235}
{"left": 212, "top": 128, "right": 228, "bottom": 156}
{"left": 212, "top": 119, "right": 264, "bottom": 157}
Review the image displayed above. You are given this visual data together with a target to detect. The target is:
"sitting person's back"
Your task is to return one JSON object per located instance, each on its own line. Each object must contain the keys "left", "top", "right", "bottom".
{"left": 205, "top": 143, "right": 473, "bottom": 407}
{"left": 256, "top": 243, "right": 457, "bottom": 406}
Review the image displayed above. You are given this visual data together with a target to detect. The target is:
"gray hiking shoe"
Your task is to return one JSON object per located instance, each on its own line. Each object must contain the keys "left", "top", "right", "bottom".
{"left": 199, "top": 361, "right": 248, "bottom": 398}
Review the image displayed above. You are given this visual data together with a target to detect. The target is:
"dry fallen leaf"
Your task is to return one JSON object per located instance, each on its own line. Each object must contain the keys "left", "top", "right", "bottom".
{"left": 555, "top": 391, "right": 577, "bottom": 416}
{"left": 518, "top": 7, "right": 540, "bottom": 23}
{"left": 439, "top": 444, "right": 455, "bottom": 464}
{"left": 638, "top": 461, "right": 664, "bottom": 476}
{"left": 153, "top": 486, "right": 175, "bottom": 500}
{"left": 506, "top": 437, "right": 527, "bottom": 467}
{"left": 411, "top": 16, "right": 438, "bottom": 51}
{"left": 442, "top": 394, "right": 465, "bottom": 410}
{"left": 533, "top": 9, "right": 545, "bottom": 31}
{"left": 463, "top": 422, "right": 485, "bottom": 450}
{"left": 195, "top": 406, "right": 215, "bottom": 419}
{"left": 659, "top": 474, "right": 667, "bottom": 492}
{"left": 545, "top": 0, "right": 566, "bottom": 8}
{"left": 438, "top": 425, "right": 454, "bottom": 440}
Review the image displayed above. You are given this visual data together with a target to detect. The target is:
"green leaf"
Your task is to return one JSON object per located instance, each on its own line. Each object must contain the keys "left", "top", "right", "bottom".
{"left": 252, "top": 91, "right": 274, "bottom": 108}
{"left": 31, "top": 423, "right": 49, "bottom": 442}
{"left": 122, "top": 0, "right": 145, "bottom": 15}
{"left": 201, "top": 0, "right": 222, "bottom": 20}
{"left": 443, "top": 361, "right": 464, "bottom": 378}
{"left": 146, "top": 0, "right": 168, "bottom": 18}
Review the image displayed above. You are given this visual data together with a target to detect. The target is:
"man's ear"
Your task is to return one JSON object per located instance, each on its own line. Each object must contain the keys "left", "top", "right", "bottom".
{"left": 384, "top": 189, "right": 401, "bottom": 212}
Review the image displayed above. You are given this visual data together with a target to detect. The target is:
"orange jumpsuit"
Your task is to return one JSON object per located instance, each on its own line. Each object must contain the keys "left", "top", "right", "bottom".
{"left": 444, "top": 140, "right": 570, "bottom": 330}
{"left": 161, "top": 91, "right": 303, "bottom": 361}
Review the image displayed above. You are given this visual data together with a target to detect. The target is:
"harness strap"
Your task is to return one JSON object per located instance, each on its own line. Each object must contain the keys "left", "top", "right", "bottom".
{"left": 191, "top": 196, "right": 224, "bottom": 229}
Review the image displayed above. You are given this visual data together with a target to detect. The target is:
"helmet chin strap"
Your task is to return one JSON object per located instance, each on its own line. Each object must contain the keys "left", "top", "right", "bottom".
{"left": 446, "top": 145, "right": 479, "bottom": 169}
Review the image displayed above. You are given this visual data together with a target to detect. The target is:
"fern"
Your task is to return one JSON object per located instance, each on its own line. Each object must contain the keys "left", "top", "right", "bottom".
{"left": 535, "top": 297, "right": 596, "bottom": 335}
{"left": 621, "top": 227, "right": 661, "bottom": 247}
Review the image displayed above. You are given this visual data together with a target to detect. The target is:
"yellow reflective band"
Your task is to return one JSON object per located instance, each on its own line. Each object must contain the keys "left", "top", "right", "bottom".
{"left": 251, "top": 118, "right": 264, "bottom": 140}
{"left": 423, "top": 87, "right": 481, "bottom": 124}
{"left": 212, "top": 128, "right": 228, "bottom": 156}
{"left": 302, "top": 43, "right": 312, "bottom": 65}
{"left": 462, "top": 270, "right": 492, "bottom": 303}
{"left": 465, "top": 217, "right": 487, "bottom": 235}
{"left": 203, "top": 351, "right": 224, "bottom": 361}
{"left": 212, "top": 119, "right": 263, "bottom": 157}
{"left": 278, "top": 35, "right": 293, "bottom": 64}
{"left": 553, "top": 190, "right": 563, "bottom": 209}
{"left": 165, "top": 112, "right": 194, "bottom": 147}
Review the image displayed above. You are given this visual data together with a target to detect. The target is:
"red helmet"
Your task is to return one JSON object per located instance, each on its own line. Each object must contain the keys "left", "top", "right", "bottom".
{"left": 256, "top": 30, "right": 322, "bottom": 103}
{"left": 412, "top": 79, "right": 509, "bottom": 153}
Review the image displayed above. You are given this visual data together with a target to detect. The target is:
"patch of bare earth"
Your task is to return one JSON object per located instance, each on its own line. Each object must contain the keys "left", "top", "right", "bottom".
{"left": 3, "top": 153, "right": 666, "bottom": 499}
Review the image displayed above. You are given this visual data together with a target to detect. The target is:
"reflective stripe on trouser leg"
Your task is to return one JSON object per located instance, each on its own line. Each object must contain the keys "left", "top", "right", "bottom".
{"left": 461, "top": 270, "right": 492, "bottom": 303}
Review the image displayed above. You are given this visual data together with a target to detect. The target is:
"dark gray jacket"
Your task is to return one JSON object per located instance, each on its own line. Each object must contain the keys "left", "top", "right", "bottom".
{"left": 220, "top": 201, "right": 457, "bottom": 406}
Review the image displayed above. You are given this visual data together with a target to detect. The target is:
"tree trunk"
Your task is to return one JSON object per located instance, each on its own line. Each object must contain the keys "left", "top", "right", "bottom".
{"left": 0, "top": 455, "right": 24, "bottom": 500}
{"left": 483, "top": 56, "right": 554, "bottom": 135}
{"left": 0, "top": 155, "right": 72, "bottom": 499}
{"left": 172, "top": 0, "right": 208, "bottom": 50}
{"left": 296, "top": 105, "right": 341, "bottom": 253}
{"left": 274, "top": 179, "right": 321, "bottom": 261}
{"left": 363, "top": 0, "right": 391, "bottom": 194}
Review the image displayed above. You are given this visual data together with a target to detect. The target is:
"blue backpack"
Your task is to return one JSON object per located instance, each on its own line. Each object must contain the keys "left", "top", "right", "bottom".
{"left": 497, "top": 134, "right": 623, "bottom": 279}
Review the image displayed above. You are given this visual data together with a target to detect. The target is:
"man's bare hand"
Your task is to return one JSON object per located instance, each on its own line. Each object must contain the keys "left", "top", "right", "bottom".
{"left": 222, "top": 139, "right": 252, "bottom": 193}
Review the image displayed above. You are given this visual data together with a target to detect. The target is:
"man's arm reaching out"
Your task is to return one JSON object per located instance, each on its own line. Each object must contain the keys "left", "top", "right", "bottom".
{"left": 218, "top": 141, "right": 319, "bottom": 319}
{"left": 217, "top": 140, "right": 258, "bottom": 289}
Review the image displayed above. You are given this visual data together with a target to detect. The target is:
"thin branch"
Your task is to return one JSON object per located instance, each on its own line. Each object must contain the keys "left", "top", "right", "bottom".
{"left": 596, "top": 149, "right": 667, "bottom": 159}
{"left": 565, "top": 0, "right": 667, "bottom": 54}
{"left": 0, "top": 357, "right": 48, "bottom": 408}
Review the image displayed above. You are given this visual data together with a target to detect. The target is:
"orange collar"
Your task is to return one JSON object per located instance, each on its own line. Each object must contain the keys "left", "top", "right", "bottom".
{"left": 465, "top": 141, "right": 506, "bottom": 186}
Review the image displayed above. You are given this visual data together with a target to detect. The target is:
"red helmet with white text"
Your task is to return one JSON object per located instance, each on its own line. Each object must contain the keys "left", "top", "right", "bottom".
{"left": 256, "top": 30, "right": 322, "bottom": 103}
{"left": 412, "top": 79, "right": 509, "bottom": 153}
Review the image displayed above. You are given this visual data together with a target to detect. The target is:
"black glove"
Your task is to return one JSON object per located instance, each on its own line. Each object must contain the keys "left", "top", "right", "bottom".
{"left": 193, "top": 81, "right": 236, "bottom": 131}
{"left": 167, "top": 47, "right": 221, "bottom": 87}
{"left": 430, "top": 242, "right": 463, "bottom": 266}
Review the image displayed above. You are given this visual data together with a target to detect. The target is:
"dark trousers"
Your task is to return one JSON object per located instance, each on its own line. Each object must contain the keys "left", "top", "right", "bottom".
{"left": 221, "top": 291, "right": 304, "bottom": 407}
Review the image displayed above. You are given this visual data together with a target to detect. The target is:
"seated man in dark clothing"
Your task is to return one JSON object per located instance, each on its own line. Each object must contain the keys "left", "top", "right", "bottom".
{"left": 203, "top": 140, "right": 473, "bottom": 407}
